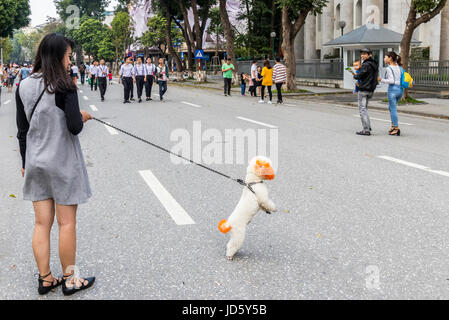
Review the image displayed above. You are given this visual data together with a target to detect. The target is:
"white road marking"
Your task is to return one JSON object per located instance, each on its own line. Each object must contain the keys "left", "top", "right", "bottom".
{"left": 353, "top": 115, "right": 414, "bottom": 126}
{"left": 89, "top": 105, "right": 98, "bottom": 112}
{"left": 104, "top": 122, "right": 119, "bottom": 135}
{"left": 181, "top": 101, "right": 202, "bottom": 108}
{"left": 284, "top": 104, "right": 297, "bottom": 107}
{"left": 139, "top": 170, "right": 195, "bottom": 225}
{"left": 4, "top": 100, "right": 11, "bottom": 105}
{"left": 236, "top": 116, "right": 278, "bottom": 129}
{"left": 80, "top": 90, "right": 83, "bottom": 93}
{"left": 83, "top": 96, "right": 89, "bottom": 101}
{"left": 378, "top": 156, "right": 449, "bottom": 178}
{"left": 153, "top": 94, "right": 160, "bottom": 98}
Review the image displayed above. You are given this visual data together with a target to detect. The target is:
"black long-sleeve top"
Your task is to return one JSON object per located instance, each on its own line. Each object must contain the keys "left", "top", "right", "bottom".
{"left": 16, "top": 86, "right": 83, "bottom": 169}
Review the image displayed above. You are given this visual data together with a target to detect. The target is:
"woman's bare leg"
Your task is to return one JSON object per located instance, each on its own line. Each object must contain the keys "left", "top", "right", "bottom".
{"left": 55, "top": 204, "right": 77, "bottom": 275}
{"left": 32, "top": 199, "right": 56, "bottom": 285}
{"left": 56, "top": 204, "right": 88, "bottom": 287}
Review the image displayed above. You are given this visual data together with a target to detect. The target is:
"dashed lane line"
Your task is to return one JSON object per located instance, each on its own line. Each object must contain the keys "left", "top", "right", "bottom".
{"left": 181, "top": 101, "right": 202, "bottom": 108}
{"left": 139, "top": 170, "right": 195, "bottom": 225}
{"left": 89, "top": 105, "right": 98, "bottom": 112}
{"left": 378, "top": 156, "right": 449, "bottom": 178}
{"left": 236, "top": 116, "right": 278, "bottom": 129}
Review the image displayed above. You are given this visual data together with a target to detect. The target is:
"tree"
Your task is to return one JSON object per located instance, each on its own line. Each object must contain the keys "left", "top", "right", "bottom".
{"left": 237, "top": 0, "right": 283, "bottom": 59}
{"left": 0, "top": 37, "right": 13, "bottom": 63}
{"left": 141, "top": 14, "right": 176, "bottom": 54}
{"left": 400, "top": 0, "right": 448, "bottom": 70}
{"left": 0, "top": 0, "right": 31, "bottom": 38}
{"left": 97, "top": 28, "right": 116, "bottom": 62}
{"left": 219, "top": 0, "right": 238, "bottom": 81}
{"left": 207, "top": 7, "right": 223, "bottom": 60}
{"left": 54, "top": 0, "right": 110, "bottom": 21}
{"left": 72, "top": 17, "right": 109, "bottom": 61}
{"left": 111, "top": 11, "right": 133, "bottom": 73}
{"left": 278, "top": 0, "right": 328, "bottom": 90}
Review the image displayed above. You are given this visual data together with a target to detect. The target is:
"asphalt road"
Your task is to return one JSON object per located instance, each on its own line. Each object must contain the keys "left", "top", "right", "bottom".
{"left": 1, "top": 81, "right": 448, "bottom": 300}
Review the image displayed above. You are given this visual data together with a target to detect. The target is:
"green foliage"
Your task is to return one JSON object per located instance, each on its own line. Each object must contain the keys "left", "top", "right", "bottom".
{"left": 141, "top": 14, "right": 168, "bottom": 51}
{"left": 0, "top": 37, "right": 13, "bottom": 62}
{"left": 276, "top": 0, "right": 328, "bottom": 18}
{"left": 0, "top": 0, "right": 31, "bottom": 38}
{"left": 413, "top": 0, "right": 444, "bottom": 13}
{"left": 97, "top": 28, "right": 116, "bottom": 62}
{"left": 236, "top": 0, "right": 282, "bottom": 59}
{"left": 54, "top": 0, "right": 110, "bottom": 21}
{"left": 72, "top": 17, "right": 110, "bottom": 59}
{"left": 207, "top": 7, "right": 223, "bottom": 37}
{"left": 111, "top": 11, "right": 133, "bottom": 59}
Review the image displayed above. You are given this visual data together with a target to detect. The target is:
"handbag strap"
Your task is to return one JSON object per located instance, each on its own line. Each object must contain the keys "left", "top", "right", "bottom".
{"left": 29, "top": 85, "right": 48, "bottom": 123}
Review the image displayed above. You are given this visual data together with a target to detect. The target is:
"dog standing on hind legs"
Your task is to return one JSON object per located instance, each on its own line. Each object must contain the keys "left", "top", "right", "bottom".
{"left": 219, "top": 156, "right": 277, "bottom": 260}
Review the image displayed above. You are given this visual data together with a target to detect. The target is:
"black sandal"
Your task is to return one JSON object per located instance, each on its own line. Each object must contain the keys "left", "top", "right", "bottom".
{"left": 62, "top": 274, "right": 96, "bottom": 296}
{"left": 37, "top": 272, "right": 63, "bottom": 295}
{"left": 390, "top": 127, "right": 401, "bottom": 136}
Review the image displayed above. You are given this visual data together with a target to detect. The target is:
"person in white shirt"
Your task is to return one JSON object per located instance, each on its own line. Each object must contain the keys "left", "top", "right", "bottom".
{"left": 97, "top": 59, "right": 109, "bottom": 101}
{"left": 118, "top": 57, "right": 134, "bottom": 103}
{"left": 89, "top": 61, "right": 99, "bottom": 91}
{"left": 378, "top": 51, "right": 403, "bottom": 136}
{"left": 70, "top": 64, "right": 79, "bottom": 85}
{"left": 145, "top": 57, "right": 156, "bottom": 101}
{"left": 133, "top": 57, "right": 146, "bottom": 103}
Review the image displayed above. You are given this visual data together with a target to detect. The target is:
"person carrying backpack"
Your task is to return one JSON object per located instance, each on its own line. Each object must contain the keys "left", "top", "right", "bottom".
{"left": 378, "top": 51, "right": 404, "bottom": 136}
{"left": 352, "top": 48, "right": 379, "bottom": 136}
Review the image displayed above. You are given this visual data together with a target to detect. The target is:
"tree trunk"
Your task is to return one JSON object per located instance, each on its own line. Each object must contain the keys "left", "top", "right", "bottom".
{"left": 219, "top": 0, "right": 238, "bottom": 83}
{"left": 281, "top": 8, "right": 296, "bottom": 90}
{"left": 165, "top": 13, "right": 183, "bottom": 81}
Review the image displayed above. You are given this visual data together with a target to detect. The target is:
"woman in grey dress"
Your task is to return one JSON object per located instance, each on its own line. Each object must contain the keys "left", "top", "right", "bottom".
{"left": 16, "top": 33, "right": 95, "bottom": 296}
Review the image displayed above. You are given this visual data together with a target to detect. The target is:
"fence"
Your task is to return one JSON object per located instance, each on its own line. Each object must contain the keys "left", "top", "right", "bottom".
{"left": 295, "top": 59, "right": 343, "bottom": 80}
{"left": 408, "top": 60, "right": 449, "bottom": 91}
{"left": 236, "top": 59, "right": 344, "bottom": 80}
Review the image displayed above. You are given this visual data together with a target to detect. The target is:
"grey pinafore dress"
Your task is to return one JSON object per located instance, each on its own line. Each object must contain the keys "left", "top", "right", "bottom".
{"left": 19, "top": 75, "right": 92, "bottom": 205}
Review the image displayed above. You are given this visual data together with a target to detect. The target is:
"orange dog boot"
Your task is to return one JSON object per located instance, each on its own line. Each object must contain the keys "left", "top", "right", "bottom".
{"left": 218, "top": 220, "right": 232, "bottom": 234}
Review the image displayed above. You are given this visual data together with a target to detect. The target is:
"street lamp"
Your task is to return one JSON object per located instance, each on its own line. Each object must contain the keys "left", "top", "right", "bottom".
{"left": 270, "top": 32, "right": 276, "bottom": 60}
{"left": 338, "top": 21, "right": 346, "bottom": 59}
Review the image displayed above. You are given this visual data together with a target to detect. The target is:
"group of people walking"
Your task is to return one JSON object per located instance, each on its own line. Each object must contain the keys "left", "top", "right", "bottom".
{"left": 222, "top": 57, "right": 287, "bottom": 105}
{"left": 118, "top": 56, "right": 169, "bottom": 103}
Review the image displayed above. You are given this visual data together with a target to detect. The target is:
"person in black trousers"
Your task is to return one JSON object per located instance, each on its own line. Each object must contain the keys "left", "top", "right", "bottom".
{"left": 133, "top": 57, "right": 146, "bottom": 103}
{"left": 145, "top": 57, "right": 156, "bottom": 101}
{"left": 89, "top": 61, "right": 99, "bottom": 91}
{"left": 97, "top": 59, "right": 108, "bottom": 101}
{"left": 79, "top": 63, "right": 86, "bottom": 85}
{"left": 118, "top": 57, "right": 134, "bottom": 103}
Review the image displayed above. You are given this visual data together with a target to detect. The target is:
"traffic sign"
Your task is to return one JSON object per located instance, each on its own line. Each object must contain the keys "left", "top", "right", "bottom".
{"left": 195, "top": 49, "right": 205, "bottom": 59}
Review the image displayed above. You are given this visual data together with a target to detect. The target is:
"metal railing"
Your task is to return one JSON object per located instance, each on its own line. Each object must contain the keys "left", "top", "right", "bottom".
{"left": 295, "top": 59, "right": 343, "bottom": 80}
{"left": 408, "top": 60, "right": 449, "bottom": 90}
{"left": 236, "top": 59, "right": 344, "bottom": 80}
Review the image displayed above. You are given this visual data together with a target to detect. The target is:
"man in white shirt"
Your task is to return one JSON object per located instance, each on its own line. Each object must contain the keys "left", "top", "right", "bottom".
{"left": 145, "top": 57, "right": 156, "bottom": 101}
{"left": 250, "top": 60, "right": 259, "bottom": 97}
{"left": 97, "top": 59, "right": 109, "bottom": 101}
{"left": 89, "top": 61, "right": 99, "bottom": 91}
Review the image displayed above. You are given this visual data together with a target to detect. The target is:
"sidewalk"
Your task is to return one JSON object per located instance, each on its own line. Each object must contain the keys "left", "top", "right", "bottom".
{"left": 170, "top": 79, "right": 449, "bottom": 120}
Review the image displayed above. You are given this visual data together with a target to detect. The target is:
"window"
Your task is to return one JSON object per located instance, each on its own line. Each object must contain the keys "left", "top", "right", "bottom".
{"left": 384, "top": 0, "right": 389, "bottom": 24}
{"left": 356, "top": 0, "right": 362, "bottom": 27}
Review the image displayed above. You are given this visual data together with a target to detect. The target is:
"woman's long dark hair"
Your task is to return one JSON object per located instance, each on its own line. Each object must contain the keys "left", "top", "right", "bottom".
{"left": 32, "top": 33, "right": 76, "bottom": 94}
{"left": 386, "top": 51, "right": 402, "bottom": 67}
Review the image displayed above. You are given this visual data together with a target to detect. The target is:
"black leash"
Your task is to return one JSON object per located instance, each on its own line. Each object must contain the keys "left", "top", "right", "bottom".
{"left": 92, "top": 117, "right": 272, "bottom": 214}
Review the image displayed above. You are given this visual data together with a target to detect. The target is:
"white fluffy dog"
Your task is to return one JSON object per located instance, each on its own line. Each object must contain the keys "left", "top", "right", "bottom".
{"left": 218, "top": 156, "right": 277, "bottom": 260}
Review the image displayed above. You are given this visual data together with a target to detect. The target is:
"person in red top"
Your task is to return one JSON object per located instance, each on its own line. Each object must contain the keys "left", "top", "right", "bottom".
{"left": 108, "top": 71, "right": 113, "bottom": 84}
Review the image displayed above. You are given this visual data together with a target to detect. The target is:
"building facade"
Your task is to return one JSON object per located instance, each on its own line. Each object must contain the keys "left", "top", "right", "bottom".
{"left": 295, "top": 0, "right": 449, "bottom": 61}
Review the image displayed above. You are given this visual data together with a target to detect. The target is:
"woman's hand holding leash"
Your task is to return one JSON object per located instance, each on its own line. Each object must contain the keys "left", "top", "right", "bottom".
{"left": 80, "top": 110, "right": 93, "bottom": 123}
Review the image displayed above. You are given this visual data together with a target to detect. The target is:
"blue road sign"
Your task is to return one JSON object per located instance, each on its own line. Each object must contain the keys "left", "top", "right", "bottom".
{"left": 195, "top": 49, "right": 205, "bottom": 59}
